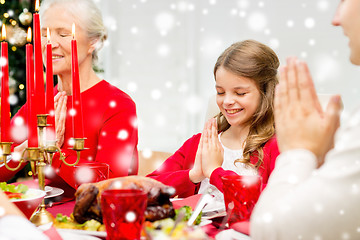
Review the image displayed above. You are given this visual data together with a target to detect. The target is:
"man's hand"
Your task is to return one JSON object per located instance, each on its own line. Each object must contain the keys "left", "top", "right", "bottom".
{"left": 275, "top": 57, "right": 342, "bottom": 165}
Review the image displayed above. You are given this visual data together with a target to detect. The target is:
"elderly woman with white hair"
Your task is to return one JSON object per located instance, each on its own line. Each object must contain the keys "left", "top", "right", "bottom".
{"left": 1, "top": 0, "right": 138, "bottom": 196}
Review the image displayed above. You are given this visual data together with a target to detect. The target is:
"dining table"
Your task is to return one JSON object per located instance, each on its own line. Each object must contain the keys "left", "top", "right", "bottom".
{"left": 14, "top": 179, "right": 251, "bottom": 240}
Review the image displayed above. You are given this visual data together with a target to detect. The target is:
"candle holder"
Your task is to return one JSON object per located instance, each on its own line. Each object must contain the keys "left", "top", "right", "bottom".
{"left": 0, "top": 114, "right": 85, "bottom": 226}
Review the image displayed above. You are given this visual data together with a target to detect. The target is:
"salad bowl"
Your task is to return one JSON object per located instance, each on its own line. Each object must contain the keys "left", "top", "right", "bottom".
{"left": 10, "top": 188, "right": 46, "bottom": 219}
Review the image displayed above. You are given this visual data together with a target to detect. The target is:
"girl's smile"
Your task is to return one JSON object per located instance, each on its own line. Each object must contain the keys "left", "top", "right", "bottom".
{"left": 225, "top": 108, "right": 244, "bottom": 115}
{"left": 215, "top": 67, "right": 261, "bottom": 129}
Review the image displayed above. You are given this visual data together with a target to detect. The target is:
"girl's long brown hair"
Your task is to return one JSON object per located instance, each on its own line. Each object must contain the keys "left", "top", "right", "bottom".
{"left": 214, "top": 40, "right": 279, "bottom": 169}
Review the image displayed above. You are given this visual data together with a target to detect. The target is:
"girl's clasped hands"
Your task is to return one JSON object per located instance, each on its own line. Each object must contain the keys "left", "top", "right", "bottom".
{"left": 189, "top": 118, "right": 224, "bottom": 183}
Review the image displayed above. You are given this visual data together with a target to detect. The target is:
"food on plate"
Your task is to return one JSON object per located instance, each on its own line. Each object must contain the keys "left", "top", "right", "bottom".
{"left": 73, "top": 176, "right": 176, "bottom": 223}
{"left": 0, "top": 182, "right": 29, "bottom": 200}
{"left": 144, "top": 217, "right": 208, "bottom": 239}
{"left": 54, "top": 206, "right": 207, "bottom": 239}
{"left": 175, "top": 206, "right": 202, "bottom": 225}
{"left": 54, "top": 213, "right": 105, "bottom": 232}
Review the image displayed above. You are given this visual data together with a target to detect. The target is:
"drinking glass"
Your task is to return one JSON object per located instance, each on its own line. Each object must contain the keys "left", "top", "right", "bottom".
{"left": 74, "top": 162, "right": 109, "bottom": 188}
{"left": 101, "top": 189, "right": 147, "bottom": 240}
{"left": 221, "top": 175, "right": 262, "bottom": 226}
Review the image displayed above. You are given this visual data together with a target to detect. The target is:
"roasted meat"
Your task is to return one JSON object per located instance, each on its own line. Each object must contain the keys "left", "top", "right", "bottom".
{"left": 73, "top": 176, "right": 176, "bottom": 223}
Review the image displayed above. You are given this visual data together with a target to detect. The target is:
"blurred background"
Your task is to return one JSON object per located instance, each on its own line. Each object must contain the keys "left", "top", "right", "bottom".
{"left": 95, "top": 0, "right": 356, "bottom": 153}
{"left": 1, "top": 0, "right": 358, "bottom": 156}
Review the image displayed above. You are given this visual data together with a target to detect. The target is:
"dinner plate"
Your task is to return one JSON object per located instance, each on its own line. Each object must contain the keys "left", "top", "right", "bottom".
{"left": 202, "top": 200, "right": 226, "bottom": 214}
{"left": 215, "top": 229, "right": 250, "bottom": 240}
{"left": 57, "top": 229, "right": 106, "bottom": 239}
{"left": 45, "top": 186, "right": 53, "bottom": 193}
{"left": 170, "top": 198, "right": 183, "bottom": 202}
{"left": 199, "top": 219, "right": 212, "bottom": 226}
{"left": 45, "top": 187, "right": 64, "bottom": 199}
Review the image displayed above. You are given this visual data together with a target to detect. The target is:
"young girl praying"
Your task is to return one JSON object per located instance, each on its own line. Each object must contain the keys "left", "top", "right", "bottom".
{"left": 147, "top": 40, "right": 280, "bottom": 206}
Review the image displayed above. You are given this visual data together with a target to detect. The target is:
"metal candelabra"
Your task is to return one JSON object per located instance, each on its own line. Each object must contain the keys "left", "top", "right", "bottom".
{"left": 0, "top": 114, "right": 86, "bottom": 226}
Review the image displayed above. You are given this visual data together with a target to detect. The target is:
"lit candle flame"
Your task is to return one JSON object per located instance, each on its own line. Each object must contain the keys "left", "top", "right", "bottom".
{"left": 72, "top": 23, "right": 75, "bottom": 39}
{"left": 1, "top": 24, "right": 6, "bottom": 41}
{"left": 35, "top": 0, "right": 40, "bottom": 12}
{"left": 47, "top": 28, "right": 51, "bottom": 43}
{"left": 27, "top": 27, "right": 32, "bottom": 43}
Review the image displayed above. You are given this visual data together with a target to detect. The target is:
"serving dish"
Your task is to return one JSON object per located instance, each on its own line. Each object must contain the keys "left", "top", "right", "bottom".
{"left": 11, "top": 188, "right": 46, "bottom": 219}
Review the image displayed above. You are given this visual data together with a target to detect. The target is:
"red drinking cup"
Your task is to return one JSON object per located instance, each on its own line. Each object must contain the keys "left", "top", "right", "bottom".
{"left": 101, "top": 189, "right": 147, "bottom": 240}
{"left": 221, "top": 175, "right": 262, "bottom": 226}
{"left": 74, "top": 162, "right": 109, "bottom": 188}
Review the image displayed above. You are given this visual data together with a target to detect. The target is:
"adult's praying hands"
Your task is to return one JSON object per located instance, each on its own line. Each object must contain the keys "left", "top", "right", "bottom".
{"left": 274, "top": 57, "right": 342, "bottom": 166}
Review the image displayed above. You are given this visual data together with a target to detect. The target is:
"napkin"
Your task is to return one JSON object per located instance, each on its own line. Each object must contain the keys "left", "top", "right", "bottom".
{"left": 215, "top": 229, "right": 251, "bottom": 240}
{"left": 42, "top": 226, "right": 63, "bottom": 240}
{"left": 171, "top": 194, "right": 203, "bottom": 210}
{"left": 230, "top": 221, "right": 250, "bottom": 236}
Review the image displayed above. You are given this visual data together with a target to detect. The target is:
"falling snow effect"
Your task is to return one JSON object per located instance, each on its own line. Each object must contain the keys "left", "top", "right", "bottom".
{"left": 313, "top": 54, "right": 340, "bottom": 83}
{"left": 304, "top": 17, "right": 315, "bottom": 29}
{"left": 155, "top": 12, "right": 175, "bottom": 35}
{"left": 117, "top": 129, "right": 129, "bottom": 140}
{"left": 75, "top": 166, "right": 95, "bottom": 184}
{"left": 69, "top": 108, "right": 76, "bottom": 117}
{"left": 10, "top": 124, "right": 27, "bottom": 142}
{"left": 109, "top": 101, "right": 116, "bottom": 108}
{"left": 157, "top": 44, "right": 170, "bottom": 57}
{"left": 185, "top": 95, "right": 203, "bottom": 115}
{"left": 247, "top": 12, "right": 267, "bottom": 32}
{"left": 151, "top": 89, "right": 162, "bottom": 100}
{"left": 3, "top": 5, "right": 358, "bottom": 237}
{"left": 104, "top": 16, "right": 117, "bottom": 31}
{"left": 8, "top": 95, "right": 18, "bottom": 105}
{"left": 125, "top": 211, "right": 137, "bottom": 222}
{"left": 11, "top": 152, "right": 21, "bottom": 161}
{"left": 317, "top": 0, "right": 329, "bottom": 11}
{"left": 0, "top": 56, "right": 7, "bottom": 67}
{"left": 237, "top": 0, "right": 249, "bottom": 9}
{"left": 269, "top": 38, "right": 280, "bottom": 50}
{"left": 141, "top": 148, "right": 153, "bottom": 158}
{"left": 100, "top": 0, "right": 350, "bottom": 158}
{"left": 13, "top": 116, "right": 24, "bottom": 126}
{"left": 127, "top": 82, "right": 138, "bottom": 93}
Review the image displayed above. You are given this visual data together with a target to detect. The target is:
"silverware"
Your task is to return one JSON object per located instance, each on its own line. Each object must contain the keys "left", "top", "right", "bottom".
{"left": 187, "top": 193, "right": 213, "bottom": 227}
{"left": 217, "top": 203, "right": 233, "bottom": 232}
{"left": 169, "top": 208, "right": 186, "bottom": 236}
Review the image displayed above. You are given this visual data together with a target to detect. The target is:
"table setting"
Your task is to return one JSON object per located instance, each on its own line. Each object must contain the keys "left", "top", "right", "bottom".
{"left": 2, "top": 170, "right": 262, "bottom": 240}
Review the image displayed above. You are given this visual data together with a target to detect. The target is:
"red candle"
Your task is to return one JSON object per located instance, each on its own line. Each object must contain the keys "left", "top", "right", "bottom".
{"left": 26, "top": 27, "right": 38, "bottom": 147}
{"left": 45, "top": 28, "right": 55, "bottom": 141}
{"left": 0, "top": 24, "right": 10, "bottom": 142}
{"left": 33, "top": 0, "right": 45, "bottom": 115}
{"left": 71, "top": 24, "right": 84, "bottom": 138}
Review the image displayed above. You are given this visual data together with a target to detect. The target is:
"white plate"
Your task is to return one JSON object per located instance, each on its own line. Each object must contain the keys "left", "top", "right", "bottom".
{"left": 10, "top": 188, "right": 46, "bottom": 202}
{"left": 171, "top": 198, "right": 225, "bottom": 216}
{"left": 199, "top": 219, "right": 212, "bottom": 227}
{"left": 45, "top": 187, "right": 64, "bottom": 199}
{"left": 57, "top": 229, "right": 106, "bottom": 239}
{"left": 202, "top": 200, "right": 226, "bottom": 214}
{"left": 215, "top": 229, "right": 250, "bottom": 240}
{"left": 170, "top": 198, "right": 182, "bottom": 202}
{"left": 45, "top": 186, "right": 53, "bottom": 193}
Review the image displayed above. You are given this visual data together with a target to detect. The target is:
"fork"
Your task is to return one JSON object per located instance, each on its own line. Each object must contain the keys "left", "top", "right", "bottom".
{"left": 187, "top": 193, "right": 213, "bottom": 227}
{"left": 169, "top": 208, "right": 186, "bottom": 236}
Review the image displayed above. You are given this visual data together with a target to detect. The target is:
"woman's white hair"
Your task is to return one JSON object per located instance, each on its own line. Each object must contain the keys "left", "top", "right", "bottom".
{"left": 39, "top": 0, "right": 107, "bottom": 66}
